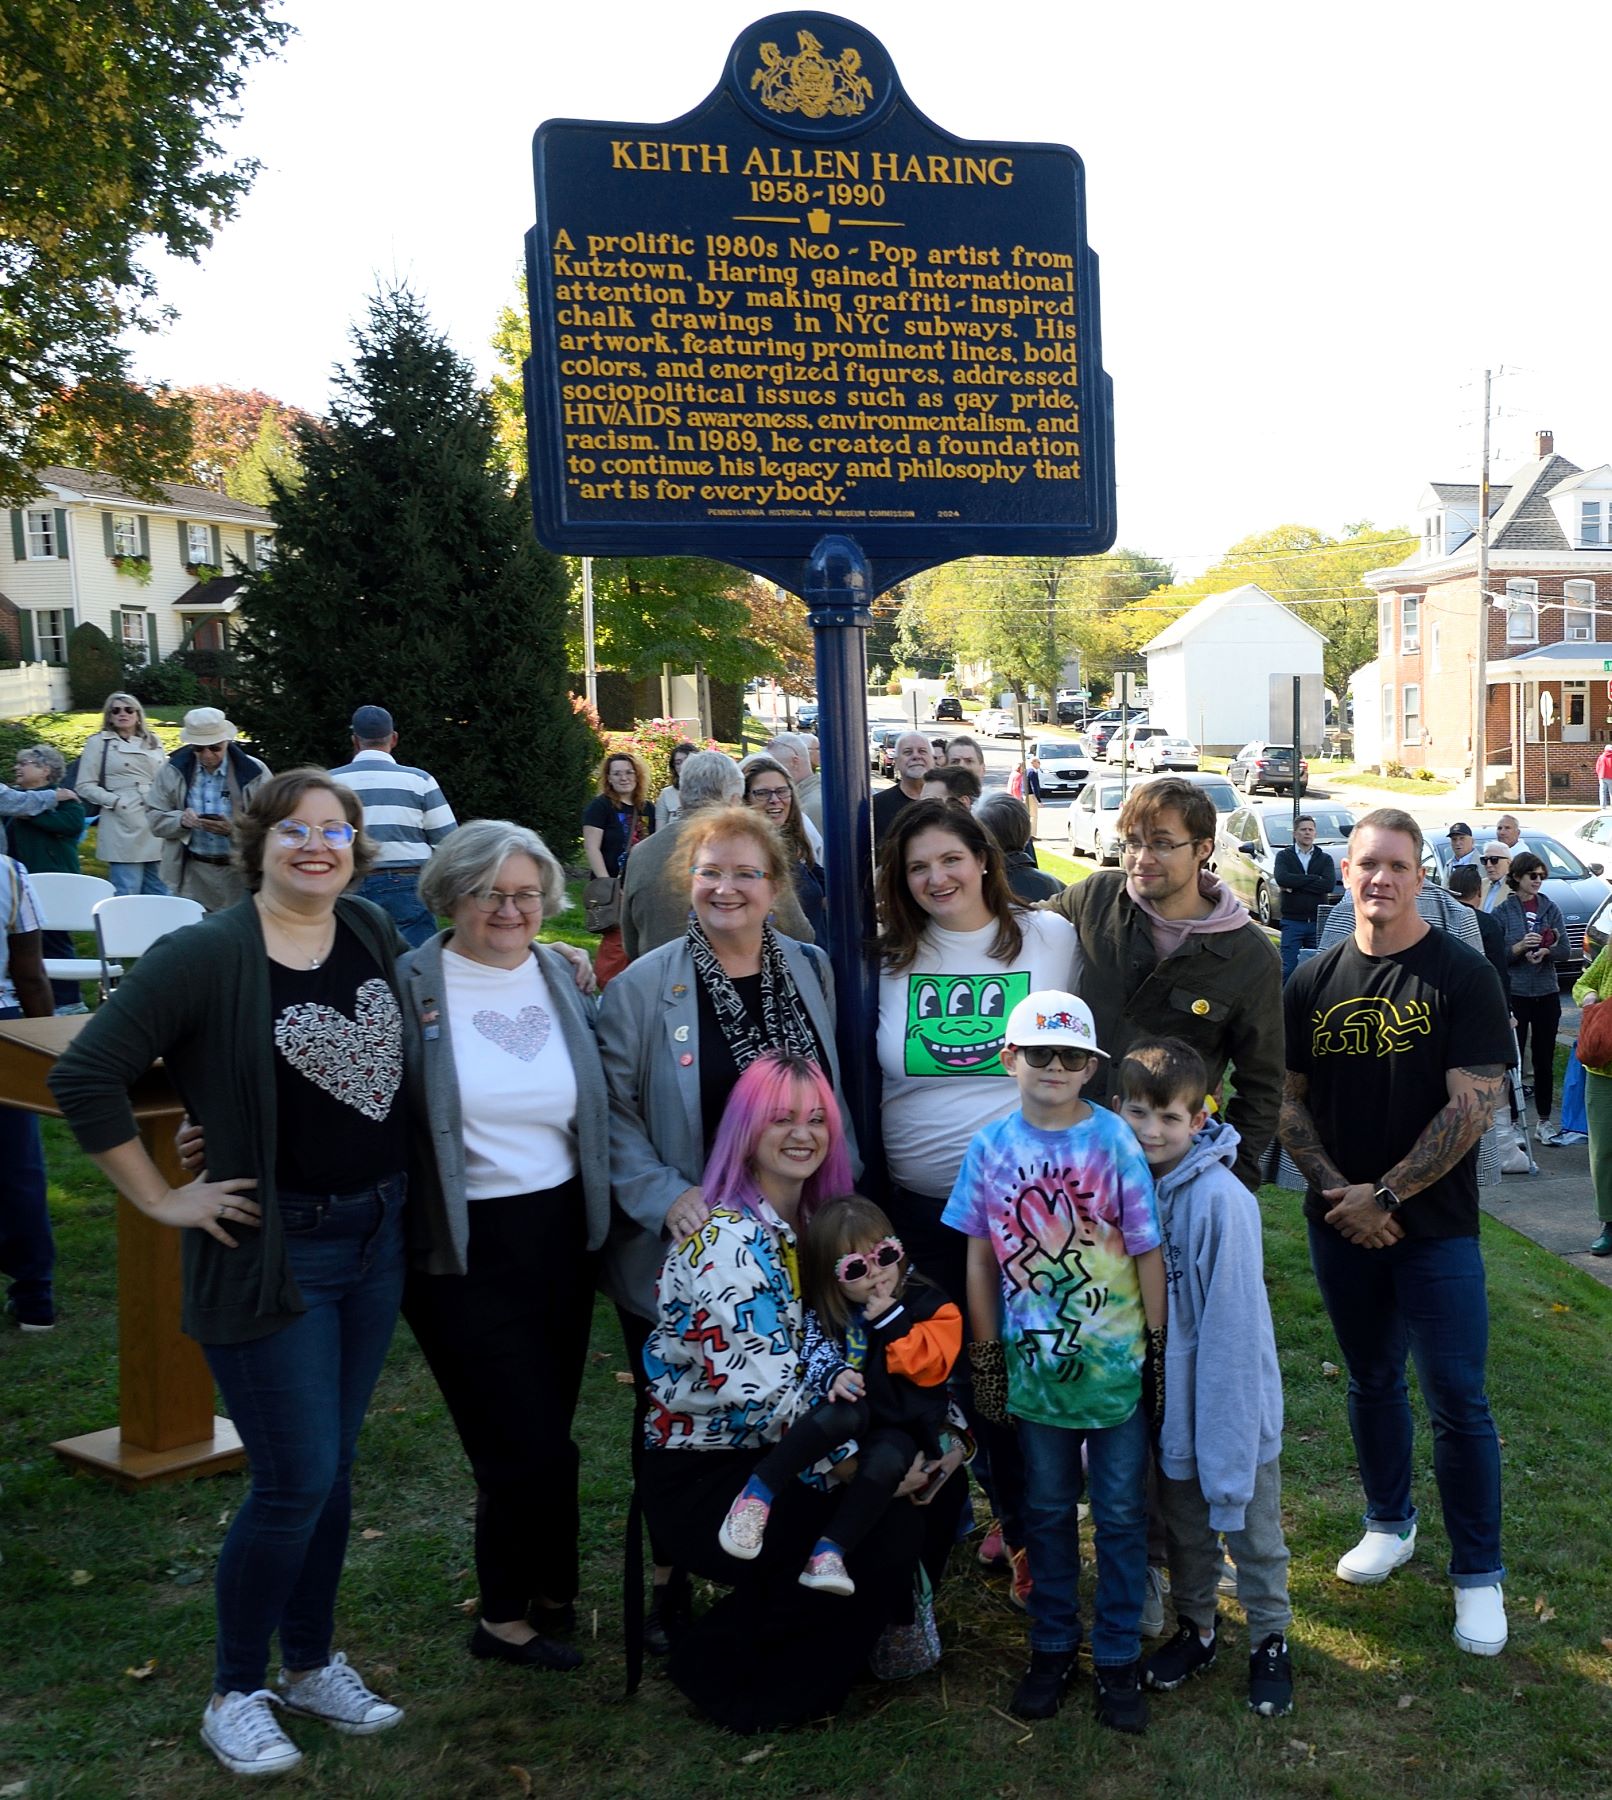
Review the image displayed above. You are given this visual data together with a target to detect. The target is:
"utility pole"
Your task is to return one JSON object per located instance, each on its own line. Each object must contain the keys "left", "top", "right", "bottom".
{"left": 1473, "top": 368, "right": 1492, "bottom": 808}
{"left": 581, "top": 556, "right": 597, "bottom": 709}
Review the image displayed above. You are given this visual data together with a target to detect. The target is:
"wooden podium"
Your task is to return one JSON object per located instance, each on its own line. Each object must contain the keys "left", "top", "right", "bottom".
{"left": 0, "top": 1016, "right": 245, "bottom": 1487}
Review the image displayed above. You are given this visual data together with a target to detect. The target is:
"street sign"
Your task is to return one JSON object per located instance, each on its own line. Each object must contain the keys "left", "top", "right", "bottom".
{"left": 1540, "top": 690, "right": 1555, "bottom": 726}
{"left": 523, "top": 10, "right": 1116, "bottom": 594}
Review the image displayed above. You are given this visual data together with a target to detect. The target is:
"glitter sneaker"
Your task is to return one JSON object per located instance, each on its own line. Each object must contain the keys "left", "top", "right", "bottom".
{"left": 277, "top": 1652, "right": 403, "bottom": 1735}
{"left": 200, "top": 1689, "right": 303, "bottom": 1777}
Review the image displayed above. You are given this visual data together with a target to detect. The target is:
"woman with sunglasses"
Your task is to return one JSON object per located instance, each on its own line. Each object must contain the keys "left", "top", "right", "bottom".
{"left": 51, "top": 770, "right": 410, "bottom": 1778}
{"left": 1493, "top": 850, "right": 1569, "bottom": 1144}
{"left": 742, "top": 754, "right": 825, "bottom": 943}
{"left": 396, "top": 820, "right": 609, "bottom": 1673}
{"left": 76, "top": 690, "right": 169, "bottom": 896}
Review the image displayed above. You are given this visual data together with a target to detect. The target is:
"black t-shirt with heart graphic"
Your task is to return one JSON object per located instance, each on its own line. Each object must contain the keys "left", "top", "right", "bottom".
{"left": 269, "top": 920, "right": 406, "bottom": 1195}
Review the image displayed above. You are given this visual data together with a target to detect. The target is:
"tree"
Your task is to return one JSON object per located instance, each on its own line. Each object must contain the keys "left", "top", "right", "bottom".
{"left": 231, "top": 285, "right": 598, "bottom": 855}
{"left": 66, "top": 621, "right": 122, "bottom": 712}
{"left": 742, "top": 584, "right": 816, "bottom": 697}
{"left": 169, "top": 385, "right": 315, "bottom": 491}
{"left": 0, "top": 2, "right": 291, "bottom": 503}
{"left": 224, "top": 406, "right": 307, "bottom": 506}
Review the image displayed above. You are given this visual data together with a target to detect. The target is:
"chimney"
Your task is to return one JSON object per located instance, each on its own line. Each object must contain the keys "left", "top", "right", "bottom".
{"left": 1535, "top": 429, "right": 1554, "bottom": 459}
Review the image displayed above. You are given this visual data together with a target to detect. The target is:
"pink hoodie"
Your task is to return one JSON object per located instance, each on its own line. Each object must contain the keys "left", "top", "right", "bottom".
{"left": 1127, "top": 869, "right": 1249, "bottom": 961}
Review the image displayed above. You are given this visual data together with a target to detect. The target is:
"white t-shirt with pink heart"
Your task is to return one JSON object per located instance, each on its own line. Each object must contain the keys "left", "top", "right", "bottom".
{"left": 442, "top": 946, "right": 579, "bottom": 1199}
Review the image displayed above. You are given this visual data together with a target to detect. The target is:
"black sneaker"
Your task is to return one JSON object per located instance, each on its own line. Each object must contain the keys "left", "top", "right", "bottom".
{"left": 1010, "top": 1649, "right": 1077, "bottom": 1721}
{"left": 1144, "top": 1619, "right": 1218, "bottom": 1691}
{"left": 1093, "top": 1659, "right": 1149, "bottom": 1735}
{"left": 1248, "top": 1633, "right": 1293, "bottom": 1716}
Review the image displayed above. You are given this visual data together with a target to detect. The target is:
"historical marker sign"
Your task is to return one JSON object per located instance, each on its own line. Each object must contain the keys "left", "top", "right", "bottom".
{"left": 525, "top": 10, "right": 1115, "bottom": 593}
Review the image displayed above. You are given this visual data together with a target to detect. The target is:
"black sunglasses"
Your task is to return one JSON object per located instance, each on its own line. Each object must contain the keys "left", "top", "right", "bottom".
{"left": 1017, "top": 1045, "right": 1095, "bottom": 1071}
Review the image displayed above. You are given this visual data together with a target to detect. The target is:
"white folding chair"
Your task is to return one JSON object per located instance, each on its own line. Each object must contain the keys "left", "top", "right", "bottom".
{"left": 92, "top": 894, "right": 205, "bottom": 999}
{"left": 29, "top": 872, "right": 119, "bottom": 990}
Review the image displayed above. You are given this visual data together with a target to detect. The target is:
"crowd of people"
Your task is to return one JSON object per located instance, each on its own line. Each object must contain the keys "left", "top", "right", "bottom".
{"left": 0, "top": 697, "right": 1594, "bottom": 1775}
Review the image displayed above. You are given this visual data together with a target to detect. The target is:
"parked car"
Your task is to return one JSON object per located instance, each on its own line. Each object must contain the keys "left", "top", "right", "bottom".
{"left": 1170, "top": 771, "right": 1240, "bottom": 818}
{"left": 1025, "top": 737, "right": 1096, "bottom": 798}
{"left": 1086, "top": 711, "right": 1148, "bottom": 759}
{"left": 1055, "top": 698, "right": 1089, "bottom": 727}
{"left": 1129, "top": 733, "right": 1200, "bottom": 773}
{"left": 1104, "top": 723, "right": 1175, "bottom": 765}
{"left": 1424, "top": 830, "right": 1610, "bottom": 974}
{"left": 932, "top": 695, "right": 963, "bottom": 722}
{"left": 1226, "top": 741, "right": 1309, "bottom": 796}
{"left": 795, "top": 702, "right": 819, "bottom": 730}
{"left": 1216, "top": 803, "right": 1355, "bottom": 926}
{"left": 1066, "top": 775, "right": 1137, "bottom": 863}
{"left": 1560, "top": 811, "right": 1612, "bottom": 876}
{"left": 869, "top": 726, "right": 903, "bottom": 778}
{"left": 978, "top": 708, "right": 1024, "bottom": 738}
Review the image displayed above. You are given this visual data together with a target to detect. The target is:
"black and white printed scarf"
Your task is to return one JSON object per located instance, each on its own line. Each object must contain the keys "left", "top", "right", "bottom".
{"left": 685, "top": 918, "right": 819, "bottom": 1072}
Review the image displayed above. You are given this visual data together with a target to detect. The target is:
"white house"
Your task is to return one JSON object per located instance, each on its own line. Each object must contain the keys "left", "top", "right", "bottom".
{"left": 1142, "top": 582, "right": 1326, "bottom": 753}
{"left": 2, "top": 468, "right": 274, "bottom": 703}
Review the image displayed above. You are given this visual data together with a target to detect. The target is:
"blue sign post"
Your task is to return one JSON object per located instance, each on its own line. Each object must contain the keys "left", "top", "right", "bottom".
{"left": 525, "top": 12, "right": 1115, "bottom": 1152}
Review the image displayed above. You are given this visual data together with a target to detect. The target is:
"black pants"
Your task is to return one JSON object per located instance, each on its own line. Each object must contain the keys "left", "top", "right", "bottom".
{"left": 403, "top": 1184, "right": 595, "bottom": 1622}
{"left": 1512, "top": 990, "right": 1563, "bottom": 1119}
{"left": 754, "top": 1400, "right": 922, "bottom": 1554}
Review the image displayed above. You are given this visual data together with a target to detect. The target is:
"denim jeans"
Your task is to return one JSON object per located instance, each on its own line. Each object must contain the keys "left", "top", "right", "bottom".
{"left": 106, "top": 861, "right": 167, "bottom": 897}
{"left": 0, "top": 1006, "right": 52, "bottom": 1317}
{"left": 1017, "top": 1404, "right": 1150, "bottom": 1663}
{"left": 1279, "top": 916, "right": 1317, "bottom": 981}
{"left": 1600, "top": 777, "right": 1612, "bottom": 809}
{"left": 1307, "top": 1222, "right": 1504, "bottom": 1584}
{"left": 203, "top": 1173, "right": 406, "bottom": 1693}
{"left": 358, "top": 867, "right": 436, "bottom": 947}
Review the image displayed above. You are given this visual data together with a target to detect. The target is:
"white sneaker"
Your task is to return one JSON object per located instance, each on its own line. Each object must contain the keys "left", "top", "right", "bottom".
{"left": 1452, "top": 1583, "right": 1507, "bottom": 1656}
{"left": 278, "top": 1651, "right": 403, "bottom": 1735}
{"left": 1336, "top": 1525, "right": 1416, "bottom": 1585}
{"left": 1537, "top": 1121, "right": 1566, "bottom": 1147}
{"left": 1140, "top": 1564, "right": 1168, "bottom": 1637}
{"left": 200, "top": 1689, "right": 303, "bottom": 1777}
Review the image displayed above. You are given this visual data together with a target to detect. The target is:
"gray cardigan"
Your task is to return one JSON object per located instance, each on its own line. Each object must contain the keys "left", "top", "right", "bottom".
{"left": 398, "top": 931, "right": 611, "bottom": 1276}
{"left": 595, "top": 930, "right": 859, "bottom": 1318}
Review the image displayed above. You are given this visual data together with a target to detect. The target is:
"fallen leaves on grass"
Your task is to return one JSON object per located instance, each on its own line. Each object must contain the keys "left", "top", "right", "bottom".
{"left": 124, "top": 1659, "right": 157, "bottom": 1681}
{"left": 509, "top": 1767, "right": 533, "bottom": 1795}
{"left": 613, "top": 1371, "right": 636, "bottom": 1385}
{"left": 1601, "top": 1637, "right": 1612, "bottom": 1654}
{"left": 1, "top": 1780, "right": 30, "bottom": 1796}
{"left": 456, "top": 1598, "right": 478, "bottom": 1615}
{"left": 1395, "top": 1693, "right": 1415, "bottom": 1710}
{"left": 1550, "top": 1303, "right": 1572, "bottom": 1314}
{"left": 360, "top": 1528, "right": 385, "bottom": 1540}
{"left": 69, "top": 1569, "right": 91, "bottom": 1586}
{"left": 1533, "top": 1595, "right": 1556, "bottom": 1623}
{"left": 738, "top": 1746, "right": 772, "bottom": 1766}
{"left": 1321, "top": 1361, "right": 1341, "bottom": 1379}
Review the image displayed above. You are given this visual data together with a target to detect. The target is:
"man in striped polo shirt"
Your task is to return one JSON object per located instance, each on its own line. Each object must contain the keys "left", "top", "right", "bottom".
{"left": 329, "top": 704, "right": 457, "bottom": 946}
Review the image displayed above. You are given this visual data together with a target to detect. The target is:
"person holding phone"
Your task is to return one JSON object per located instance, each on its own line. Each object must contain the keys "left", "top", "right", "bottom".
{"left": 1492, "top": 852, "right": 1568, "bottom": 1144}
{"left": 145, "top": 708, "right": 270, "bottom": 912}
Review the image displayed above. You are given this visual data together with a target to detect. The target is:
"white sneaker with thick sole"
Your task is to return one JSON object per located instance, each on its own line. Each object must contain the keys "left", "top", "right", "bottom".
{"left": 1140, "top": 1564, "right": 1168, "bottom": 1638}
{"left": 1537, "top": 1121, "right": 1566, "bottom": 1147}
{"left": 1336, "top": 1525, "right": 1416, "bottom": 1585}
{"left": 200, "top": 1690, "right": 303, "bottom": 1777}
{"left": 278, "top": 1651, "right": 403, "bottom": 1735}
{"left": 1452, "top": 1583, "right": 1507, "bottom": 1655}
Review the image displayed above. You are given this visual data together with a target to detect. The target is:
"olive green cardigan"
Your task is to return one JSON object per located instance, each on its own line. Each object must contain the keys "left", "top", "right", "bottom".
{"left": 48, "top": 895, "right": 407, "bottom": 1345}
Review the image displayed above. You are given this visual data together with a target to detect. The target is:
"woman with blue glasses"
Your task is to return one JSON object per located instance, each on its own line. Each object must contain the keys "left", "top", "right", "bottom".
{"left": 51, "top": 768, "right": 411, "bottom": 1779}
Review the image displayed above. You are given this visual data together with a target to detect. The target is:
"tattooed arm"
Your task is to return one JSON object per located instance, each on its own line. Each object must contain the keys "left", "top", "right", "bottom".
{"left": 1277, "top": 1069, "right": 1349, "bottom": 1193}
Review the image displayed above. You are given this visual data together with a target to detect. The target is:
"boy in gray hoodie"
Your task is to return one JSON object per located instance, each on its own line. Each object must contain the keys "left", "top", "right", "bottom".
{"left": 1115, "top": 1037, "right": 1294, "bottom": 1717}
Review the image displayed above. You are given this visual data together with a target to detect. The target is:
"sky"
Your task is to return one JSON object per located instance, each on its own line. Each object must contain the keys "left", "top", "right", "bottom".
{"left": 130, "top": 0, "right": 1612, "bottom": 579}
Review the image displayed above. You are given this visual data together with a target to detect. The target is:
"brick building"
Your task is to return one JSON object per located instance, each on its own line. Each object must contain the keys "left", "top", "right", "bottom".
{"left": 1365, "top": 431, "right": 1612, "bottom": 803}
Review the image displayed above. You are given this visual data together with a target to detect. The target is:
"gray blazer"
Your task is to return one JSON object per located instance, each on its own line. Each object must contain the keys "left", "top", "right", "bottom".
{"left": 399, "top": 931, "right": 611, "bottom": 1275}
{"left": 596, "top": 930, "right": 859, "bottom": 1318}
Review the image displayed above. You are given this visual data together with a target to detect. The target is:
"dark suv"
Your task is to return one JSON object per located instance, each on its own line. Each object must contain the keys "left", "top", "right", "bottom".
{"left": 1226, "top": 741, "right": 1309, "bottom": 796}
{"left": 932, "top": 696, "right": 963, "bottom": 722}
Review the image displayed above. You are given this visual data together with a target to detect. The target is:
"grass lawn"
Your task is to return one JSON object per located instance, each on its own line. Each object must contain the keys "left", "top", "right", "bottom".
{"left": 1325, "top": 766, "right": 1460, "bottom": 798}
{"left": 5, "top": 1120, "right": 1612, "bottom": 1796}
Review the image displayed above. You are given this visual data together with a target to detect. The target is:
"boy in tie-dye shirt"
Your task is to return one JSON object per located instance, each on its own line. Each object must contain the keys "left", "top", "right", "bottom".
{"left": 944, "top": 990, "right": 1165, "bottom": 1734}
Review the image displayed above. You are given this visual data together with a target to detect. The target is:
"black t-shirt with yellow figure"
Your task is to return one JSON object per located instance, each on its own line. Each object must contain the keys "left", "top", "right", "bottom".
{"left": 1284, "top": 927, "right": 1513, "bottom": 1238}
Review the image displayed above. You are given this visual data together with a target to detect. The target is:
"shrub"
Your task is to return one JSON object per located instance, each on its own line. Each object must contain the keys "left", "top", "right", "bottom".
{"left": 1384, "top": 759, "right": 1410, "bottom": 779}
{"left": 66, "top": 622, "right": 123, "bottom": 711}
{"left": 126, "top": 657, "right": 205, "bottom": 706}
{"left": 1415, "top": 766, "right": 1436, "bottom": 782}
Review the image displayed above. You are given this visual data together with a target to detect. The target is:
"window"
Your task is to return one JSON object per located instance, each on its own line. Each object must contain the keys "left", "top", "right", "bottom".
{"left": 1402, "top": 684, "right": 1421, "bottom": 744}
{"left": 111, "top": 512, "right": 140, "bottom": 556}
{"left": 1565, "top": 681, "right": 1589, "bottom": 741}
{"left": 119, "top": 610, "right": 148, "bottom": 663}
{"left": 1583, "top": 500, "right": 1606, "bottom": 547}
{"left": 1423, "top": 516, "right": 1440, "bottom": 557}
{"left": 1379, "top": 597, "right": 1393, "bottom": 654}
{"left": 24, "top": 509, "right": 56, "bottom": 559}
{"left": 1505, "top": 579, "right": 1539, "bottom": 644}
{"left": 35, "top": 609, "right": 68, "bottom": 664}
{"left": 254, "top": 533, "right": 275, "bottom": 566}
{"left": 1401, "top": 594, "right": 1422, "bottom": 652}
{"left": 186, "top": 522, "right": 212, "bottom": 564}
{"left": 1382, "top": 684, "right": 1394, "bottom": 741}
{"left": 1565, "top": 578, "right": 1597, "bottom": 641}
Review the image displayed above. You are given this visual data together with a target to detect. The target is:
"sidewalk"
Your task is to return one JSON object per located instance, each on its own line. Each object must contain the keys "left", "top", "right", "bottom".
{"left": 1483, "top": 1134, "right": 1610, "bottom": 1289}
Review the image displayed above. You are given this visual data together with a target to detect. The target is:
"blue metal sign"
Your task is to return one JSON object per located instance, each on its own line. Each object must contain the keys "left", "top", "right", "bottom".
{"left": 525, "top": 11, "right": 1115, "bottom": 594}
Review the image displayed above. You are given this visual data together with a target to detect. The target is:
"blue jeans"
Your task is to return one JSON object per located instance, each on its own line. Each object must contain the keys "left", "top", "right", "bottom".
{"left": 1600, "top": 777, "right": 1612, "bottom": 809}
{"left": 203, "top": 1174, "right": 406, "bottom": 1693}
{"left": 358, "top": 868, "right": 436, "bottom": 948}
{"left": 1017, "top": 1405, "right": 1150, "bottom": 1663}
{"left": 0, "top": 1006, "right": 52, "bottom": 1318}
{"left": 106, "top": 861, "right": 167, "bottom": 897}
{"left": 1279, "top": 916, "right": 1317, "bottom": 980}
{"left": 1307, "top": 1222, "right": 1503, "bottom": 1584}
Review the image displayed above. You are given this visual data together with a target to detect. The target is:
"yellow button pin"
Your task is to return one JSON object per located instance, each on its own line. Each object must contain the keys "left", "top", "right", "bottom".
{"left": 1191, "top": 998, "right": 1210, "bottom": 1016}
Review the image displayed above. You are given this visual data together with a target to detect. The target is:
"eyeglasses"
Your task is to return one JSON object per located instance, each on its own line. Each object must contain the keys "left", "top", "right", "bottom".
{"left": 835, "top": 1238, "right": 904, "bottom": 1284}
{"left": 272, "top": 821, "right": 356, "bottom": 849}
{"left": 692, "top": 865, "right": 769, "bottom": 884}
{"left": 1017, "top": 1044, "right": 1095, "bottom": 1071}
{"left": 1120, "top": 837, "right": 1196, "bottom": 860}
{"left": 471, "top": 888, "right": 545, "bottom": 915}
{"left": 748, "top": 785, "right": 791, "bottom": 804}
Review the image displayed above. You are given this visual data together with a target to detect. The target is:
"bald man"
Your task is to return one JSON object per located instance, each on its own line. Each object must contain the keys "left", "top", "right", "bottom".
{"left": 768, "top": 731, "right": 821, "bottom": 833}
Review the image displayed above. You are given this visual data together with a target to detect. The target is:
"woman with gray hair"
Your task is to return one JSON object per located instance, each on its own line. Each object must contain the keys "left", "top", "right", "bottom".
{"left": 9, "top": 743, "right": 88, "bottom": 1008}
{"left": 398, "top": 820, "right": 610, "bottom": 1675}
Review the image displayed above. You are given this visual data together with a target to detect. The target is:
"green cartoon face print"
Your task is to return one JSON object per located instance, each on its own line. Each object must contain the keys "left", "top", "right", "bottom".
{"left": 904, "top": 971, "right": 1032, "bottom": 1076}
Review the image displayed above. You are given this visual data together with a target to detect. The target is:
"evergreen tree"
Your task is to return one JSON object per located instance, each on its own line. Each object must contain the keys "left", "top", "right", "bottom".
{"left": 231, "top": 285, "right": 599, "bottom": 855}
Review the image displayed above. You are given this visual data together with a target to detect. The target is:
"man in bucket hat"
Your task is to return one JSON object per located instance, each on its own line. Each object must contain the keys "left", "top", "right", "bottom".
{"left": 144, "top": 707, "right": 270, "bottom": 911}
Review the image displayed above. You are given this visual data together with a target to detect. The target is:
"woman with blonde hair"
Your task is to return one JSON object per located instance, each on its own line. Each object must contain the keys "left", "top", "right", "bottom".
{"left": 582, "top": 749, "right": 654, "bottom": 986}
{"left": 76, "top": 692, "right": 168, "bottom": 895}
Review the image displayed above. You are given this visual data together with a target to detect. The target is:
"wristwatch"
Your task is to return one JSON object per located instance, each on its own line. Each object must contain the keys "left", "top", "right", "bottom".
{"left": 1373, "top": 1185, "right": 1404, "bottom": 1214}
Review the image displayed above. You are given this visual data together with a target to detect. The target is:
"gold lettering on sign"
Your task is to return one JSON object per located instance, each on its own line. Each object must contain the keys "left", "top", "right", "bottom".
{"left": 751, "top": 30, "right": 873, "bottom": 119}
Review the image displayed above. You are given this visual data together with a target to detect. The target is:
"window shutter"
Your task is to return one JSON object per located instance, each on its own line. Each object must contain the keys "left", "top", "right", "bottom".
{"left": 210, "top": 524, "right": 222, "bottom": 566}
{"left": 177, "top": 519, "right": 190, "bottom": 562}
{"left": 53, "top": 509, "right": 68, "bottom": 558}
{"left": 137, "top": 515, "right": 150, "bottom": 559}
{"left": 245, "top": 529, "right": 256, "bottom": 569}
{"left": 62, "top": 606, "right": 76, "bottom": 636}
{"left": 17, "top": 611, "right": 35, "bottom": 660}
{"left": 146, "top": 611, "right": 160, "bottom": 661}
{"left": 9, "top": 510, "right": 24, "bottom": 560}
{"left": 102, "top": 511, "right": 115, "bottom": 556}
{"left": 109, "top": 608, "right": 123, "bottom": 646}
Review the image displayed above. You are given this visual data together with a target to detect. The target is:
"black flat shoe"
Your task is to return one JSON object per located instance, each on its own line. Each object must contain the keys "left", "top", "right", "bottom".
{"left": 468, "top": 1622, "right": 582, "bottom": 1671}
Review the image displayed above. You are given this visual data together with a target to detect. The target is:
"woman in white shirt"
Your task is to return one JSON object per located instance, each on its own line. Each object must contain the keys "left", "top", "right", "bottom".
{"left": 399, "top": 821, "right": 611, "bottom": 1676}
